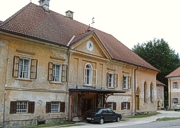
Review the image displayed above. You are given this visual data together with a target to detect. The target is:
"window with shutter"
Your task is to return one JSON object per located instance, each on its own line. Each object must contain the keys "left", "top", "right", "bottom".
{"left": 121, "top": 102, "right": 124, "bottom": 110}
{"left": 46, "top": 102, "right": 51, "bottom": 113}
{"left": 48, "top": 62, "right": 53, "bottom": 81}
{"left": 60, "top": 102, "right": 65, "bottom": 112}
{"left": 28, "top": 102, "right": 35, "bottom": 113}
{"left": 12, "top": 56, "right": 20, "bottom": 78}
{"left": 113, "top": 102, "right": 116, "bottom": 110}
{"left": 128, "top": 76, "right": 131, "bottom": 89}
{"left": 10, "top": 101, "right": 17, "bottom": 114}
{"left": 84, "top": 63, "right": 93, "bottom": 85}
{"left": 30, "top": 59, "right": 38, "bottom": 79}
{"left": 61, "top": 64, "right": 67, "bottom": 82}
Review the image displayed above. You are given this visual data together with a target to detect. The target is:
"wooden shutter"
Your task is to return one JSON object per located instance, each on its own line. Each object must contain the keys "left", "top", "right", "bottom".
{"left": 122, "top": 75, "right": 125, "bottom": 88}
{"left": 28, "top": 101, "right": 35, "bottom": 113}
{"left": 128, "top": 76, "right": 131, "bottom": 89}
{"left": 48, "top": 62, "right": 53, "bottom": 81}
{"left": 12, "top": 56, "right": 20, "bottom": 78}
{"left": 121, "top": 102, "right": 124, "bottom": 110}
{"left": 107, "top": 72, "right": 109, "bottom": 88}
{"left": 30, "top": 59, "right": 38, "bottom": 79}
{"left": 92, "top": 69, "right": 97, "bottom": 86}
{"left": 60, "top": 102, "right": 65, "bottom": 112}
{"left": 128, "top": 102, "right": 130, "bottom": 109}
{"left": 46, "top": 102, "right": 51, "bottom": 113}
{"left": 10, "top": 101, "right": 17, "bottom": 114}
{"left": 114, "top": 74, "right": 118, "bottom": 88}
{"left": 113, "top": 102, "right": 116, "bottom": 110}
{"left": 61, "top": 64, "right": 67, "bottom": 82}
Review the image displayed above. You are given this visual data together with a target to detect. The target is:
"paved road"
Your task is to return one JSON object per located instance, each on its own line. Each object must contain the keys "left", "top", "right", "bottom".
{"left": 48, "top": 110, "right": 180, "bottom": 128}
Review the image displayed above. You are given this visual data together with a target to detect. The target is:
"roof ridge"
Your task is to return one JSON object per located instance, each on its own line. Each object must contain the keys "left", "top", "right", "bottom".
{"left": 1, "top": 2, "right": 32, "bottom": 27}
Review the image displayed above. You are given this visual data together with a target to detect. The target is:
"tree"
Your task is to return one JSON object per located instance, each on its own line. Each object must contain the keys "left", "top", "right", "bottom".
{"left": 132, "top": 38, "right": 180, "bottom": 106}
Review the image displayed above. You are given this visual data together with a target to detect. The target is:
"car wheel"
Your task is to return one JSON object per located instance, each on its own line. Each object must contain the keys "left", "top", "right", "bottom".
{"left": 99, "top": 118, "right": 104, "bottom": 124}
{"left": 116, "top": 116, "right": 120, "bottom": 122}
{"left": 174, "top": 109, "right": 177, "bottom": 111}
{"left": 87, "top": 120, "right": 91, "bottom": 123}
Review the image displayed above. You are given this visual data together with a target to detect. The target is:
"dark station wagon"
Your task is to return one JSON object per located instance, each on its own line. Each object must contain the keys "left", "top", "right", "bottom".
{"left": 84, "top": 108, "right": 122, "bottom": 124}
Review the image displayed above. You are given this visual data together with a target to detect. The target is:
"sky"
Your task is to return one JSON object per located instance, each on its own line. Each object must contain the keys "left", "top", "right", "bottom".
{"left": 0, "top": 0, "right": 180, "bottom": 54}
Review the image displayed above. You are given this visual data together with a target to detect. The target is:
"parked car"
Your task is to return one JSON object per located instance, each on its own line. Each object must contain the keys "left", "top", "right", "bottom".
{"left": 174, "top": 104, "right": 180, "bottom": 111}
{"left": 84, "top": 108, "right": 122, "bottom": 124}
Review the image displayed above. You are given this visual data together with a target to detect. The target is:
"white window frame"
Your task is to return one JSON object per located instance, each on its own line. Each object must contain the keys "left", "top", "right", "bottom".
{"left": 173, "top": 82, "right": 178, "bottom": 89}
{"left": 84, "top": 63, "right": 93, "bottom": 86}
{"left": 123, "top": 76, "right": 128, "bottom": 89}
{"left": 108, "top": 73, "right": 114, "bottom": 88}
{"left": 52, "top": 63, "right": 62, "bottom": 82}
{"left": 18, "top": 58, "right": 31, "bottom": 79}
{"left": 16, "top": 101, "right": 28, "bottom": 113}
{"left": 51, "top": 102, "right": 60, "bottom": 112}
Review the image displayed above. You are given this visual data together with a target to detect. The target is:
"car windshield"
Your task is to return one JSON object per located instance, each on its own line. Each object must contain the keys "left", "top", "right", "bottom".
{"left": 87, "top": 108, "right": 101, "bottom": 113}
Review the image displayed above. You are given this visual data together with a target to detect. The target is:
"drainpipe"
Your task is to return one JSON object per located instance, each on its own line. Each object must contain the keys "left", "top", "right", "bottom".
{"left": 3, "top": 41, "right": 10, "bottom": 128}
{"left": 134, "top": 66, "right": 138, "bottom": 115}
{"left": 169, "top": 78, "right": 171, "bottom": 109}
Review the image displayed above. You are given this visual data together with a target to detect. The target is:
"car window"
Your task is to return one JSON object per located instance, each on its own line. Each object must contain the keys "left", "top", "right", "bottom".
{"left": 107, "top": 109, "right": 114, "bottom": 113}
{"left": 87, "top": 108, "right": 101, "bottom": 113}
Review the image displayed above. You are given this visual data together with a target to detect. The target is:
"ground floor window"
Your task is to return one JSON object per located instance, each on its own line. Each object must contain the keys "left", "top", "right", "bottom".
{"left": 121, "top": 102, "right": 130, "bottom": 110}
{"left": 46, "top": 102, "right": 65, "bottom": 113}
{"left": 10, "top": 101, "right": 35, "bottom": 114}
{"left": 106, "top": 102, "right": 116, "bottom": 110}
{"left": 173, "top": 98, "right": 178, "bottom": 104}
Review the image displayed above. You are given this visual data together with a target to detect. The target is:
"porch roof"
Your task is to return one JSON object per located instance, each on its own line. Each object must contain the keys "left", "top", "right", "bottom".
{"left": 69, "top": 86, "right": 126, "bottom": 93}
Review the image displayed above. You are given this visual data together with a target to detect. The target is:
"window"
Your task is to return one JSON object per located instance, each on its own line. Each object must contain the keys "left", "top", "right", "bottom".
{"left": 46, "top": 102, "right": 65, "bottom": 113}
{"left": 84, "top": 63, "right": 97, "bottom": 86}
{"left": 144, "top": 82, "right": 147, "bottom": 103}
{"left": 48, "top": 62, "right": 67, "bottom": 82}
{"left": 107, "top": 73, "right": 118, "bottom": 88}
{"left": 12, "top": 56, "right": 38, "bottom": 79}
{"left": 121, "top": 102, "right": 130, "bottom": 110}
{"left": 106, "top": 102, "right": 116, "bottom": 110}
{"left": 150, "top": 83, "right": 153, "bottom": 103}
{"left": 123, "top": 76, "right": 131, "bottom": 89}
{"left": 173, "top": 98, "right": 178, "bottom": 104}
{"left": 173, "top": 82, "right": 178, "bottom": 89}
{"left": 10, "top": 101, "right": 35, "bottom": 114}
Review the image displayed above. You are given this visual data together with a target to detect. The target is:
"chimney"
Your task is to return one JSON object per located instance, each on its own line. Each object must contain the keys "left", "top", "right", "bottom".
{"left": 39, "top": 0, "right": 50, "bottom": 11}
{"left": 65, "top": 10, "right": 74, "bottom": 19}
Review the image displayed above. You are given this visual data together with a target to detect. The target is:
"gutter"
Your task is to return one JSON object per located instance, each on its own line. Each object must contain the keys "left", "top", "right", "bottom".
{"left": 67, "top": 35, "right": 75, "bottom": 46}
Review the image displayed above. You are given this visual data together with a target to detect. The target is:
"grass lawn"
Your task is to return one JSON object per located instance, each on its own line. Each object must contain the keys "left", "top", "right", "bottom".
{"left": 126, "top": 112, "right": 161, "bottom": 118}
{"left": 157, "top": 117, "right": 180, "bottom": 121}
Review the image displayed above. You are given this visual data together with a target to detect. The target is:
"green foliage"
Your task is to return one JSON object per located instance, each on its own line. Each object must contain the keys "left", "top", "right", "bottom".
{"left": 156, "top": 117, "right": 180, "bottom": 121}
{"left": 132, "top": 38, "right": 180, "bottom": 106}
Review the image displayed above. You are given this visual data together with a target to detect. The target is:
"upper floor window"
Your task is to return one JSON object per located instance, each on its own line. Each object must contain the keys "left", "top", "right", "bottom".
{"left": 107, "top": 73, "right": 118, "bottom": 88}
{"left": 84, "top": 63, "right": 97, "bottom": 86}
{"left": 48, "top": 62, "right": 67, "bottom": 83}
{"left": 123, "top": 76, "right": 131, "bottom": 89}
{"left": 10, "top": 101, "right": 35, "bottom": 114}
{"left": 173, "top": 82, "right": 178, "bottom": 89}
{"left": 46, "top": 101, "right": 65, "bottom": 113}
{"left": 12, "top": 56, "right": 38, "bottom": 79}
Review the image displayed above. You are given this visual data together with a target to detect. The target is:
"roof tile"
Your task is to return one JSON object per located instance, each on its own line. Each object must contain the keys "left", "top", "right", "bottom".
{"left": 166, "top": 67, "right": 180, "bottom": 78}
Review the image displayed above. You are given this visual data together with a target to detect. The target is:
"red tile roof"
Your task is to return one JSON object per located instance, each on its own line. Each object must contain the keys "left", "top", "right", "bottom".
{"left": 156, "top": 80, "right": 165, "bottom": 86}
{"left": 0, "top": 21, "right": 3, "bottom": 26}
{"left": 166, "top": 67, "right": 180, "bottom": 78}
{"left": 0, "top": 3, "right": 159, "bottom": 72}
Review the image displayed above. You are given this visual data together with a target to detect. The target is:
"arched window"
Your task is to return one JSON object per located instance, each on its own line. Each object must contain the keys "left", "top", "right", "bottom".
{"left": 84, "top": 63, "right": 93, "bottom": 85}
{"left": 150, "top": 83, "right": 153, "bottom": 103}
{"left": 144, "top": 82, "right": 147, "bottom": 103}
